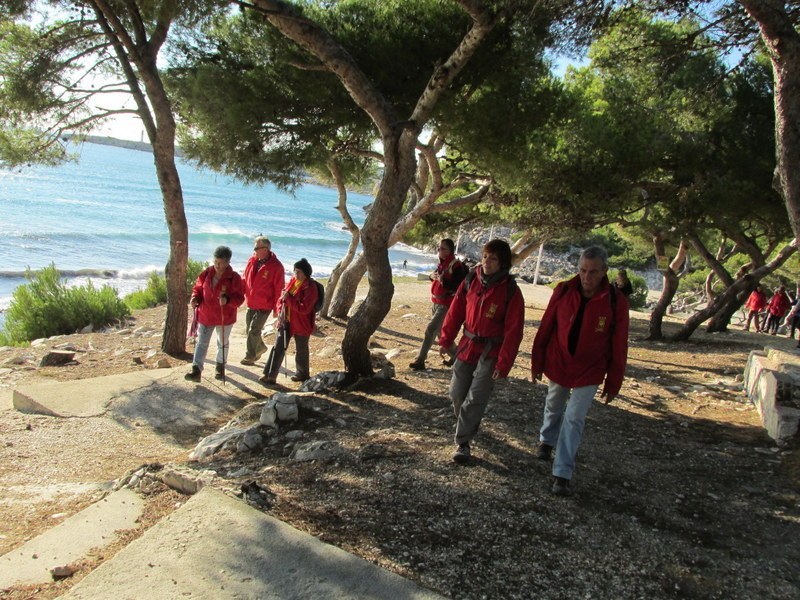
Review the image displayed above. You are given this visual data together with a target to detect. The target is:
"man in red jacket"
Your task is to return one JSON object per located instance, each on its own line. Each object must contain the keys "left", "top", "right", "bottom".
{"left": 439, "top": 239, "right": 525, "bottom": 464}
{"left": 410, "top": 238, "right": 467, "bottom": 371}
{"left": 240, "top": 236, "right": 285, "bottom": 365}
{"left": 531, "top": 246, "right": 629, "bottom": 496}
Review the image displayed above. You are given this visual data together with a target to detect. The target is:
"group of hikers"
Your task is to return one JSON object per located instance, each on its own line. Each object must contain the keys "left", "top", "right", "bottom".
{"left": 743, "top": 283, "right": 800, "bottom": 343}
{"left": 183, "top": 235, "right": 632, "bottom": 497}
{"left": 409, "top": 238, "right": 630, "bottom": 496}
{"left": 184, "top": 237, "right": 319, "bottom": 387}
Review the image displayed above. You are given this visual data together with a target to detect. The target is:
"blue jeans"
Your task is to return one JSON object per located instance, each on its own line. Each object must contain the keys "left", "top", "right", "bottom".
{"left": 193, "top": 323, "right": 233, "bottom": 371}
{"left": 539, "top": 381, "right": 598, "bottom": 480}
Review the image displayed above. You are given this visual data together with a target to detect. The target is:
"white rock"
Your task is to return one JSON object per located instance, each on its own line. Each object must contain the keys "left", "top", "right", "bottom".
{"left": 290, "top": 440, "right": 341, "bottom": 462}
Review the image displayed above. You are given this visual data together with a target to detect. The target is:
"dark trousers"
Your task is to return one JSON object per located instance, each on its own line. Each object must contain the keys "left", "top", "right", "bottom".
{"left": 244, "top": 308, "right": 270, "bottom": 360}
{"left": 264, "top": 328, "right": 310, "bottom": 379}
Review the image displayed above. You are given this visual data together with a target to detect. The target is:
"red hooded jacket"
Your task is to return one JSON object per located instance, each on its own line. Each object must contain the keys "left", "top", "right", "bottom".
{"left": 243, "top": 252, "right": 285, "bottom": 312}
{"left": 439, "top": 267, "right": 525, "bottom": 377}
{"left": 531, "top": 275, "right": 629, "bottom": 397}
{"left": 767, "top": 290, "right": 791, "bottom": 317}
{"left": 191, "top": 265, "right": 245, "bottom": 327}
{"left": 277, "top": 277, "right": 319, "bottom": 337}
{"left": 744, "top": 289, "right": 767, "bottom": 312}
{"left": 431, "top": 254, "right": 467, "bottom": 307}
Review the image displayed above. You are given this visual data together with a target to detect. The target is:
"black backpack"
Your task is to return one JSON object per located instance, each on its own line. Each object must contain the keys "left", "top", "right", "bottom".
{"left": 312, "top": 279, "right": 325, "bottom": 313}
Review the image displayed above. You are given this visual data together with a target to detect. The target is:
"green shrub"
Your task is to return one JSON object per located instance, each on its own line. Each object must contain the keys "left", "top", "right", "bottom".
{"left": 123, "top": 259, "right": 206, "bottom": 310}
{"left": 2, "top": 264, "right": 130, "bottom": 343}
{"left": 125, "top": 271, "right": 167, "bottom": 310}
{"left": 627, "top": 273, "right": 648, "bottom": 310}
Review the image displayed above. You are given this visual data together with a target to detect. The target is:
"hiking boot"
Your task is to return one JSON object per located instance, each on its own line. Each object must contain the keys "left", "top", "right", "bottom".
{"left": 290, "top": 374, "right": 310, "bottom": 382}
{"left": 452, "top": 443, "right": 471, "bottom": 465}
{"left": 535, "top": 442, "right": 553, "bottom": 461}
{"left": 552, "top": 476, "right": 572, "bottom": 497}
{"left": 184, "top": 366, "right": 201, "bottom": 382}
{"left": 214, "top": 363, "right": 225, "bottom": 380}
{"left": 409, "top": 361, "right": 426, "bottom": 371}
{"left": 240, "top": 357, "right": 256, "bottom": 366}
{"left": 258, "top": 374, "right": 277, "bottom": 386}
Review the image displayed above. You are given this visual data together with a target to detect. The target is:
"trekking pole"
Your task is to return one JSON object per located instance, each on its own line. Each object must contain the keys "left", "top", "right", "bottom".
{"left": 220, "top": 285, "right": 227, "bottom": 386}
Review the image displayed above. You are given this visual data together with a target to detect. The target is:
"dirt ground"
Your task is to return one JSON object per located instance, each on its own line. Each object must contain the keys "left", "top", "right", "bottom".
{"left": 1, "top": 279, "right": 799, "bottom": 599}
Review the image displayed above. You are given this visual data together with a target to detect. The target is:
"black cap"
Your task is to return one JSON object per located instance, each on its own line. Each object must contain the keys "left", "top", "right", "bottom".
{"left": 293, "top": 258, "right": 312, "bottom": 278}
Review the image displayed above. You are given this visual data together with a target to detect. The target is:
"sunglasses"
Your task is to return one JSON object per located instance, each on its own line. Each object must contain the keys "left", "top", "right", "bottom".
{"left": 254, "top": 246, "right": 269, "bottom": 251}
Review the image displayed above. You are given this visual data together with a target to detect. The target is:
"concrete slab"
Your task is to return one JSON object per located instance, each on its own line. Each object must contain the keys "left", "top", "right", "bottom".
{"left": 12, "top": 369, "right": 180, "bottom": 417}
{"left": 60, "top": 487, "right": 443, "bottom": 600}
{"left": 0, "top": 488, "right": 144, "bottom": 589}
{"left": 0, "top": 388, "right": 13, "bottom": 411}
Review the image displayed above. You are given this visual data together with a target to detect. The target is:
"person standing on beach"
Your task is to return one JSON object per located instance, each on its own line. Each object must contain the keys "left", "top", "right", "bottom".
{"left": 531, "top": 245, "right": 629, "bottom": 496}
{"left": 240, "top": 236, "right": 285, "bottom": 365}
{"left": 185, "top": 246, "right": 244, "bottom": 382}
{"left": 438, "top": 239, "right": 525, "bottom": 464}
{"left": 260, "top": 258, "right": 319, "bottom": 386}
{"left": 410, "top": 238, "right": 467, "bottom": 371}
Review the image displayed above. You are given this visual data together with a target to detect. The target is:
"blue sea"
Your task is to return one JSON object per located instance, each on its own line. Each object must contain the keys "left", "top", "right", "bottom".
{"left": 0, "top": 141, "right": 433, "bottom": 330}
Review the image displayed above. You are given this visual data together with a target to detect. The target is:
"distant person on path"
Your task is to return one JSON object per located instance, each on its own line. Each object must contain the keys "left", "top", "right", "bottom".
{"left": 784, "top": 283, "right": 800, "bottom": 340}
{"left": 531, "top": 246, "right": 629, "bottom": 496}
{"left": 240, "top": 236, "right": 285, "bottom": 365}
{"left": 409, "top": 238, "right": 467, "bottom": 371}
{"left": 743, "top": 284, "right": 768, "bottom": 332}
{"left": 260, "top": 258, "right": 319, "bottom": 386}
{"left": 613, "top": 269, "right": 633, "bottom": 297}
{"left": 764, "top": 285, "right": 791, "bottom": 335}
{"left": 402, "top": 259, "right": 408, "bottom": 270}
{"left": 438, "top": 239, "right": 525, "bottom": 465}
{"left": 185, "top": 246, "right": 244, "bottom": 382}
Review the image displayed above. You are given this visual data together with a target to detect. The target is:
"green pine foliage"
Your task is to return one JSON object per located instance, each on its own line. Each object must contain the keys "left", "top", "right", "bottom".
{"left": 0, "top": 264, "right": 130, "bottom": 344}
{"left": 123, "top": 259, "right": 206, "bottom": 310}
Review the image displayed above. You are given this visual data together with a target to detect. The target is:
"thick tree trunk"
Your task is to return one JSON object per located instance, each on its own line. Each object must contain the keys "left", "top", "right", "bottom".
{"left": 320, "top": 159, "right": 360, "bottom": 318}
{"left": 156, "top": 154, "right": 189, "bottom": 355}
{"left": 340, "top": 132, "right": 418, "bottom": 378}
{"left": 647, "top": 234, "right": 683, "bottom": 340}
{"left": 648, "top": 269, "right": 679, "bottom": 341}
{"left": 148, "top": 93, "right": 188, "bottom": 356}
{"left": 740, "top": 0, "right": 800, "bottom": 243}
{"left": 328, "top": 253, "right": 368, "bottom": 318}
{"left": 90, "top": 2, "right": 189, "bottom": 355}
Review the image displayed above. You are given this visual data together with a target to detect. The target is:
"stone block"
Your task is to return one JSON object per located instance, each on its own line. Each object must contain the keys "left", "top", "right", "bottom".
{"left": 744, "top": 352, "right": 800, "bottom": 445}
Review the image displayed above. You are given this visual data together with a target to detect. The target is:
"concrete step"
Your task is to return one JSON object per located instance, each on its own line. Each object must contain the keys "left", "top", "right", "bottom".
{"left": 58, "top": 487, "right": 442, "bottom": 599}
{"left": 0, "top": 488, "right": 143, "bottom": 589}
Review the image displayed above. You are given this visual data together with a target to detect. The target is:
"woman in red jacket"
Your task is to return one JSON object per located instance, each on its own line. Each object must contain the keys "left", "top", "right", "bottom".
{"left": 764, "top": 285, "right": 791, "bottom": 335}
{"left": 438, "top": 239, "right": 525, "bottom": 465}
{"left": 531, "top": 246, "right": 629, "bottom": 496}
{"left": 260, "top": 258, "right": 319, "bottom": 386}
{"left": 185, "top": 246, "right": 245, "bottom": 382}
{"left": 743, "top": 284, "right": 768, "bottom": 332}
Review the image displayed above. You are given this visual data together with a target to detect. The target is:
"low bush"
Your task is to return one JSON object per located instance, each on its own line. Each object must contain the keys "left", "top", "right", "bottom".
{"left": 1, "top": 264, "right": 130, "bottom": 344}
{"left": 124, "top": 259, "right": 205, "bottom": 310}
{"left": 627, "top": 272, "right": 648, "bottom": 310}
